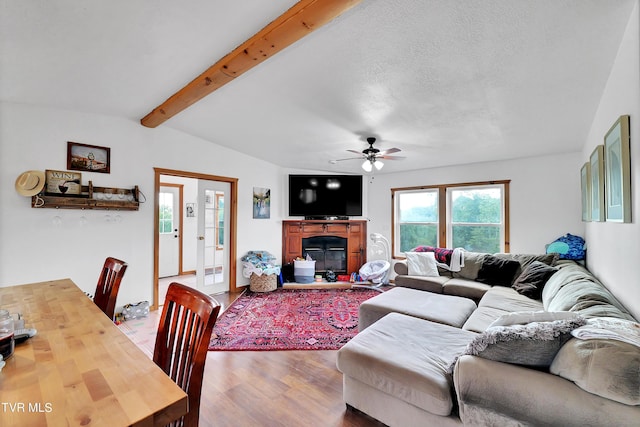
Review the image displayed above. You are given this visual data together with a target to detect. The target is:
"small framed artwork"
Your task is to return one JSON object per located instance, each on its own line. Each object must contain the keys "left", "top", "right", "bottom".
{"left": 186, "top": 203, "right": 196, "bottom": 217}
{"left": 253, "top": 187, "right": 271, "bottom": 219}
{"left": 67, "top": 141, "right": 111, "bottom": 173}
{"left": 45, "top": 169, "right": 82, "bottom": 196}
{"left": 604, "top": 115, "right": 631, "bottom": 222}
{"left": 580, "top": 162, "right": 591, "bottom": 221}
{"left": 589, "top": 145, "right": 605, "bottom": 222}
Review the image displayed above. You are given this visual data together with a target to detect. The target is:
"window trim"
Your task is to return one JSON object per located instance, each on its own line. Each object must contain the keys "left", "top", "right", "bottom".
{"left": 391, "top": 180, "right": 510, "bottom": 258}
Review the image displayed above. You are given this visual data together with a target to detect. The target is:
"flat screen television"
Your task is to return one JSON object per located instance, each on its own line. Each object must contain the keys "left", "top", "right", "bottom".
{"left": 288, "top": 174, "right": 363, "bottom": 218}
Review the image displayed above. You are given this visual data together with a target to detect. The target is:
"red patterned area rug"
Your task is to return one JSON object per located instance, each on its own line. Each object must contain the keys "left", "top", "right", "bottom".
{"left": 208, "top": 288, "right": 381, "bottom": 351}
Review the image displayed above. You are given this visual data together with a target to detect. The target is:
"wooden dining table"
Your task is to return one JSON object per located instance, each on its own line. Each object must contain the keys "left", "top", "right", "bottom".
{"left": 0, "top": 278, "right": 188, "bottom": 427}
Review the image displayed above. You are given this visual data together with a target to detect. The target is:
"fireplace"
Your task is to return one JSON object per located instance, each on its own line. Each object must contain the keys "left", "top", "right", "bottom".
{"left": 301, "top": 236, "right": 347, "bottom": 274}
{"left": 282, "top": 220, "right": 367, "bottom": 278}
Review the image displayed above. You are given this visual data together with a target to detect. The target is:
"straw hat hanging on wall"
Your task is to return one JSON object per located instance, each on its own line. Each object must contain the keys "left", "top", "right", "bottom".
{"left": 15, "top": 170, "right": 46, "bottom": 196}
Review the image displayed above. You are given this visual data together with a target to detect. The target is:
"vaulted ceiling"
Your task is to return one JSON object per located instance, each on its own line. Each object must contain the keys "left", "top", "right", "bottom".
{"left": 1, "top": 0, "right": 636, "bottom": 174}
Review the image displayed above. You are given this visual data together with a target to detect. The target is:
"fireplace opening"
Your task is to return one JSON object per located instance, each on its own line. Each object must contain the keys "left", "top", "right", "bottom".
{"left": 301, "top": 236, "right": 347, "bottom": 274}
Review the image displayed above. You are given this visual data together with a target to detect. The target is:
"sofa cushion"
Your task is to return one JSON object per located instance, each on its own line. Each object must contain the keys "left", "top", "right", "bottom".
{"left": 511, "top": 261, "right": 558, "bottom": 299}
{"left": 489, "top": 310, "right": 580, "bottom": 327}
{"left": 405, "top": 251, "right": 439, "bottom": 276}
{"left": 451, "top": 251, "right": 487, "bottom": 280}
{"left": 551, "top": 338, "right": 640, "bottom": 406}
{"left": 479, "top": 286, "right": 544, "bottom": 312}
{"left": 543, "top": 262, "right": 635, "bottom": 321}
{"left": 462, "top": 306, "right": 511, "bottom": 333}
{"left": 394, "top": 275, "right": 448, "bottom": 293}
{"left": 358, "top": 286, "right": 477, "bottom": 330}
{"left": 442, "top": 277, "right": 491, "bottom": 301}
{"left": 494, "top": 252, "right": 559, "bottom": 270}
{"left": 394, "top": 260, "right": 452, "bottom": 278}
{"left": 476, "top": 255, "right": 521, "bottom": 287}
{"left": 452, "top": 316, "right": 587, "bottom": 369}
{"left": 337, "top": 313, "right": 477, "bottom": 417}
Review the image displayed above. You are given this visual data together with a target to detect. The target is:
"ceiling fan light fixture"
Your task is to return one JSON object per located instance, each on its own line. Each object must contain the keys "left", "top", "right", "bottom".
{"left": 374, "top": 159, "right": 384, "bottom": 170}
{"left": 362, "top": 159, "right": 373, "bottom": 172}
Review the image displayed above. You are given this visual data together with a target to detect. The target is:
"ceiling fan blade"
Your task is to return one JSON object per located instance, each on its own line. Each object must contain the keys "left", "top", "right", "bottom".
{"left": 329, "top": 157, "right": 363, "bottom": 164}
{"left": 377, "top": 147, "right": 401, "bottom": 156}
{"left": 346, "top": 149, "right": 364, "bottom": 155}
{"left": 378, "top": 155, "right": 406, "bottom": 160}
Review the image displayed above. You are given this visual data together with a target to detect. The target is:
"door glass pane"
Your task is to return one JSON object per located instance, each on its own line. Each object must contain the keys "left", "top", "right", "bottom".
{"left": 216, "top": 194, "right": 224, "bottom": 248}
{"left": 204, "top": 190, "right": 224, "bottom": 285}
{"left": 159, "top": 192, "right": 173, "bottom": 234}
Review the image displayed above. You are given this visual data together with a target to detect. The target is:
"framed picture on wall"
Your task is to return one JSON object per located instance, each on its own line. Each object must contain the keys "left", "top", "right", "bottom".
{"left": 45, "top": 169, "right": 82, "bottom": 196}
{"left": 253, "top": 187, "right": 271, "bottom": 219}
{"left": 580, "top": 162, "right": 591, "bottom": 221}
{"left": 67, "top": 141, "right": 111, "bottom": 173}
{"left": 589, "top": 145, "right": 605, "bottom": 222}
{"left": 604, "top": 115, "right": 631, "bottom": 222}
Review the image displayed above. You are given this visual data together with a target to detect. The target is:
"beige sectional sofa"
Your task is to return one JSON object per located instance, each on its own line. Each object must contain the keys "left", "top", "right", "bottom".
{"left": 336, "top": 253, "right": 640, "bottom": 426}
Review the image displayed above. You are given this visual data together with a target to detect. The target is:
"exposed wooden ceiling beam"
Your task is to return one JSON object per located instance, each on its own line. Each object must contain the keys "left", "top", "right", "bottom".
{"left": 141, "top": 0, "right": 362, "bottom": 128}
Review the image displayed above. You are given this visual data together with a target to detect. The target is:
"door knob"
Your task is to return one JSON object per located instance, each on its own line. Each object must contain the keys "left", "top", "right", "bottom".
{"left": 198, "top": 236, "right": 205, "bottom": 240}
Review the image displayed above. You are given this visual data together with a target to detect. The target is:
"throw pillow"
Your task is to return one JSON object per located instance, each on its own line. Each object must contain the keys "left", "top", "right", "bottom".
{"left": 476, "top": 255, "right": 521, "bottom": 287}
{"left": 489, "top": 310, "right": 581, "bottom": 328}
{"left": 405, "top": 251, "right": 440, "bottom": 277}
{"left": 452, "top": 252, "right": 486, "bottom": 280}
{"left": 511, "top": 261, "right": 558, "bottom": 299}
{"left": 450, "top": 316, "right": 587, "bottom": 371}
{"left": 546, "top": 233, "right": 586, "bottom": 260}
{"left": 551, "top": 338, "right": 640, "bottom": 406}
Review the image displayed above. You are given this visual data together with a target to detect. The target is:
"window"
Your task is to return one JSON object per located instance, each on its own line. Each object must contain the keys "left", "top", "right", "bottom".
{"left": 392, "top": 181, "right": 509, "bottom": 257}
{"left": 396, "top": 189, "right": 439, "bottom": 252}
{"left": 158, "top": 192, "right": 174, "bottom": 234}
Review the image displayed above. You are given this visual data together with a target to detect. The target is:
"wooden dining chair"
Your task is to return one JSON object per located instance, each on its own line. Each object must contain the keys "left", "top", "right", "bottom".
{"left": 154, "top": 282, "right": 221, "bottom": 427}
{"left": 93, "top": 257, "right": 128, "bottom": 320}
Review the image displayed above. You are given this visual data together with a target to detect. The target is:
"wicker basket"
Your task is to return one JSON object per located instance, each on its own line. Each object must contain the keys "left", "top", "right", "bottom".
{"left": 249, "top": 273, "right": 277, "bottom": 292}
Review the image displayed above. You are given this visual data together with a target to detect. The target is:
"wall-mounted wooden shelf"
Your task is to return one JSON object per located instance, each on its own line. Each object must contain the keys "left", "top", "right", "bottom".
{"left": 31, "top": 182, "right": 140, "bottom": 211}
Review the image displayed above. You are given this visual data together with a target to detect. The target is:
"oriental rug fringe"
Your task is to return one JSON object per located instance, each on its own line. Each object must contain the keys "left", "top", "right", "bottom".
{"left": 208, "top": 288, "right": 380, "bottom": 351}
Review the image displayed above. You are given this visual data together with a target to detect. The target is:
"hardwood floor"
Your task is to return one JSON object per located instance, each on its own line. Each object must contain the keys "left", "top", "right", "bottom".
{"left": 200, "top": 350, "right": 384, "bottom": 427}
{"left": 137, "top": 288, "right": 386, "bottom": 426}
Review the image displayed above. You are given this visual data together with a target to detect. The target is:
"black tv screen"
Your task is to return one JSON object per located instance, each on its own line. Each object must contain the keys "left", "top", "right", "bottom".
{"left": 288, "top": 174, "right": 363, "bottom": 218}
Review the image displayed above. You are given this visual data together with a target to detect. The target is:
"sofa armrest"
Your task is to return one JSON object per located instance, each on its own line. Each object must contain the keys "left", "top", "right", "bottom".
{"left": 393, "top": 260, "right": 408, "bottom": 275}
{"left": 453, "top": 355, "right": 640, "bottom": 426}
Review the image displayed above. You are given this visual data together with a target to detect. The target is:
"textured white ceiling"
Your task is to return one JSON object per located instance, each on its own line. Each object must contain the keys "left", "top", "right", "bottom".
{"left": 1, "top": 0, "right": 636, "bottom": 174}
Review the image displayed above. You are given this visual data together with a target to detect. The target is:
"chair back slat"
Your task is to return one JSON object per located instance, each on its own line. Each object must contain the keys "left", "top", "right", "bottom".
{"left": 154, "top": 282, "right": 220, "bottom": 427}
{"left": 93, "top": 257, "right": 128, "bottom": 320}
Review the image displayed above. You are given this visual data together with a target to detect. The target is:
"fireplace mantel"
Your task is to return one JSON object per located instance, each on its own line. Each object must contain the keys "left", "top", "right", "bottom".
{"left": 282, "top": 220, "right": 367, "bottom": 275}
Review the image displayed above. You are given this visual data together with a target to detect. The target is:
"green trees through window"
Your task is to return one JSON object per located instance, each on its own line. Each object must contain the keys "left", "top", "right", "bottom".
{"left": 159, "top": 192, "right": 174, "bottom": 234}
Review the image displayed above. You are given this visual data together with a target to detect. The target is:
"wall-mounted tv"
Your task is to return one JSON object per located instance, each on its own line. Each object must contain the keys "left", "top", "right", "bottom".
{"left": 288, "top": 174, "right": 363, "bottom": 218}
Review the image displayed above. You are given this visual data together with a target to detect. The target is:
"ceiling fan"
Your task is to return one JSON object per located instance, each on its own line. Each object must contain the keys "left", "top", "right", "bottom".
{"left": 330, "top": 137, "right": 405, "bottom": 172}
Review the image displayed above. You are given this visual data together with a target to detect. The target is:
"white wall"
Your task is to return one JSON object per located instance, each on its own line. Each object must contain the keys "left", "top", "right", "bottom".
{"left": 583, "top": 2, "right": 640, "bottom": 320}
{"left": 366, "top": 152, "right": 584, "bottom": 255}
{"left": 0, "top": 102, "right": 283, "bottom": 310}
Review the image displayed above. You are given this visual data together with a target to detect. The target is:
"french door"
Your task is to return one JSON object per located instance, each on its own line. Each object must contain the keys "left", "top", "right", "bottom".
{"left": 196, "top": 179, "right": 230, "bottom": 294}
